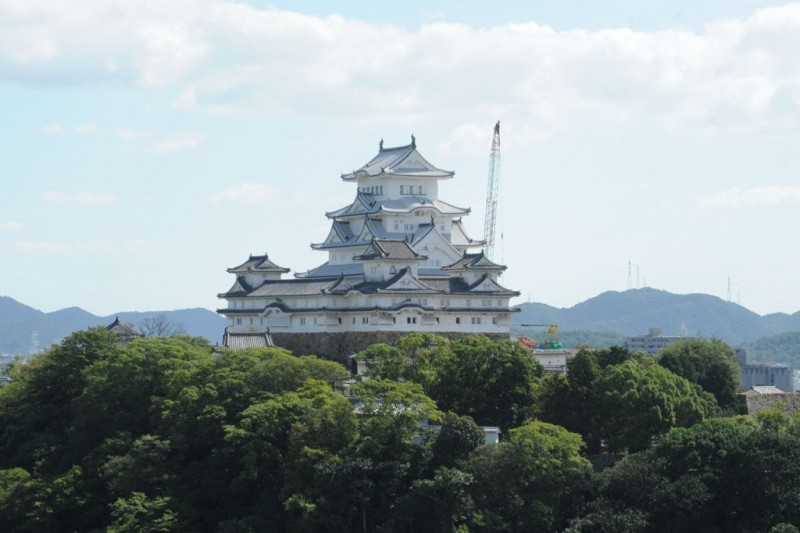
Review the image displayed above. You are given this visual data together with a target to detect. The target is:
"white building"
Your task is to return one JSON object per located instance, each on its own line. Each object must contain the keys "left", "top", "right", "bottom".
{"left": 218, "top": 136, "right": 519, "bottom": 358}
{"left": 624, "top": 328, "right": 693, "bottom": 355}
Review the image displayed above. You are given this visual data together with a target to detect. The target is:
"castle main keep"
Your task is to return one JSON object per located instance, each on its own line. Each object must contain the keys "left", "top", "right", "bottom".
{"left": 218, "top": 136, "right": 519, "bottom": 358}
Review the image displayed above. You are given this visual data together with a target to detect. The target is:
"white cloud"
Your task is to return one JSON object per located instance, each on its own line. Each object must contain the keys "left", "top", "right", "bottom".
{"left": 148, "top": 130, "right": 205, "bottom": 154}
{"left": 41, "top": 121, "right": 63, "bottom": 133}
{"left": 74, "top": 122, "right": 99, "bottom": 134}
{"left": 0, "top": 220, "right": 23, "bottom": 231}
{"left": 209, "top": 183, "right": 278, "bottom": 205}
{"left": 4, "top": 3, "right": 800, "bottom": 133}
{"left": 107, "top": 127, "right": 156, "bottom": 140}
{"left": 41, "top": 190, "right": 118, "bottom": 205}
{"left": 700, "top": 186, "right": 800, "bottom": 208}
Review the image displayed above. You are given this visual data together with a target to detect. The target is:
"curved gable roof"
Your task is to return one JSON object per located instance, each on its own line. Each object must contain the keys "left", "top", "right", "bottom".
{"left": 341, "top": 139, "right": 454, "bottom": 181}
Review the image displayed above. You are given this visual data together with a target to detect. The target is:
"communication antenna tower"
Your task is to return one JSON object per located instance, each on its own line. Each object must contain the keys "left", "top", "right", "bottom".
{"left": 627, "top": 261, "right": 632, "bottom": 290}
{"left": 483, "top": 121, "right": 501, "bottom": 260}
{"left": 727, "top": 276, "right": 732, "bottom": 302}
{"left": 31, "top": 329, "right": 39, "bottom": 354}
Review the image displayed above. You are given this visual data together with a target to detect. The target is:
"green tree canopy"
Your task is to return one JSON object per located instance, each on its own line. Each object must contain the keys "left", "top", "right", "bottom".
{"left": 430, "top": 335, "right": 543, "bottom": 432}
{"left": 658, "top": 338, "right": 741, "bottom": 410}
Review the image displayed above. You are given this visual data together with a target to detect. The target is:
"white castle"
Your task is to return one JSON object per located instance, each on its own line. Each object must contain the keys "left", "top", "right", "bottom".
{"left": 218, "top": 136, "right": 519, "bottom": 357}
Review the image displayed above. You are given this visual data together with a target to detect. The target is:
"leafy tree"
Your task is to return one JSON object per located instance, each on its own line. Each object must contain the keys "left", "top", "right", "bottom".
{"left": 356, "top": 343, "right": 407, "bottom": 382}
{"left": 465, "top": 420, "right": 592, "bottom": 532}
{"left": 580, "top": 416, "right": 800, "bottom": 532}
{"left": 0, "top": 328, "right": 122, "bottom": 472}
{"left": 538, "top": 348, "right": 714, "bottom": 453}
{"left": 397, "top": 466, "right": 476, "bottom": 533}
{"left": 538, "top": 349, "right": 605, "bottom": 452}
{"left": 658, "top": 338, "right": 741, "bottom": 410}
{"left": 429, "top": 411, "right": 485, "bottom": 471}
{"left": 108, "top": 491, "right": 178, "bottom": 533}
{"left": 601, "top": 358, "right": 718, "bottom": 452}
{"left": 430, "top": 335, "right": 542, "bottom": 431}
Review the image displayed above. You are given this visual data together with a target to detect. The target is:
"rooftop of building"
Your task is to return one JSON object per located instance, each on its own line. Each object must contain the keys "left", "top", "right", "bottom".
{"left": 340, "top": 137, "right": 454, "bottom": 181}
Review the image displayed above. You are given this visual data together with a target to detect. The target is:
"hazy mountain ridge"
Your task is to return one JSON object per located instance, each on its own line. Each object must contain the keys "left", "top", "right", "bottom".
{"left": 0, "top": 296, "right": 225, "bottom": 356}
{"left": 514, "top": 288, "right": 800, "bottom": 345}
{"left": 2, "top": 288, "right": 800, "bottom": 356}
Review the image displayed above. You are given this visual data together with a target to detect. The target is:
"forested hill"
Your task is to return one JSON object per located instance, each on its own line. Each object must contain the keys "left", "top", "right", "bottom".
{"left": 514, "top": 287, "right": 800, "bottom": 345}
{"left": 0, "top": 296, "right": 225, "bottom": 356}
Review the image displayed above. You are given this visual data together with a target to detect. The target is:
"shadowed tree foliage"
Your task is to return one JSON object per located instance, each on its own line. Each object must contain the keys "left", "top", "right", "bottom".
{"left": 464, "top": 420, "right": 593, "bottom": 532}
{"left": 658, "top": 338, "right": 741, "bottom": 410}
{"left": 539, "top": 348, "right": 718, "bottom": 453}
{"left": 4, "top": 329, "right": 799, "bottom": 532}
{"left": 430, "top": 335, "right": 543, "bottom": 432}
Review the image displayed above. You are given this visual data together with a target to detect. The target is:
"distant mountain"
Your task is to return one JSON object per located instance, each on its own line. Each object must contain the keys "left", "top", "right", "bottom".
{"left": 514, "top": 288, "right": 800, "bottom": 345}
{"left": 740, "top": 331, "right": 800, "bottom": 367}
{"left": 0, "top": 296, "right": 225, "bottom": 356}
{"left": 2, "top": 289, "right": 799, "bottom": 357}
{"left": 0, "top": 296, "right": 42, "bottom": 324}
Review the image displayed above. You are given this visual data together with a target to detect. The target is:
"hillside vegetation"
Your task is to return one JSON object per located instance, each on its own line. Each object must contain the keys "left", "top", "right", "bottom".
{"left": 1, "top": 331, "right": 798, "bottom": 532}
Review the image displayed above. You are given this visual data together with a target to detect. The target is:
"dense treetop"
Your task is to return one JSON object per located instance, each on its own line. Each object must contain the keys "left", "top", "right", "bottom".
{"left": 1, "top": 330, "right": 799, "bottom": 532}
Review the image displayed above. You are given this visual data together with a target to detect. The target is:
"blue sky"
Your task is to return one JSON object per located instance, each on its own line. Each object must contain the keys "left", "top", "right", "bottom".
{"left": 1, "top": 1, "right": 799, "bottom": 317}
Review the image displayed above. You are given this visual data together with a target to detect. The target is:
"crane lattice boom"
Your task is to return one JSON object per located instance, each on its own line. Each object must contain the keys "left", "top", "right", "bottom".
{"left": 483, "top": 121, "right": 501, "bottom": 260}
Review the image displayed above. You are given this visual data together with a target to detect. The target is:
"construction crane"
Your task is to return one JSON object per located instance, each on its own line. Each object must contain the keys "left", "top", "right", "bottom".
{"left": 483, "top": 121, "right": 501, "bottom": 260}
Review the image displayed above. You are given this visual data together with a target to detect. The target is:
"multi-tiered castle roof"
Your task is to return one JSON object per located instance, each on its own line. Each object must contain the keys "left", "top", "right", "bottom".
{"left": 218, "top": 136, "right": 519, "bottom": 358}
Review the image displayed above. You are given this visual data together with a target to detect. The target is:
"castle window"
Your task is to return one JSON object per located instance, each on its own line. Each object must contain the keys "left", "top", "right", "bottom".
{"left": 456, "top": 317, "right": 461, "bottom": 324}
{"left": 300, "top": 317, "right": 306, "bottom": 325}
{"left": 362, "top": 317, "right": 369, "bottom": 324}
{"left": 400, "top": 185, "right": 405, "bottom": 194}
{"left": 492, "top": 317, "right": 497, "bottom": 325}
{"left": 236, "top": 318, "right": 242, "bottom": 325}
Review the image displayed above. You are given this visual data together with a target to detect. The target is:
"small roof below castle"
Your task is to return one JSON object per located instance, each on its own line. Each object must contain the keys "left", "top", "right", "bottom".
{"left": 741, "top": 385, "right": 786, "bottom": 396}
{"left": 106, "top": 317, "right": 142, "bottom": 342}
{"left": 443, "top": 251, "right": 506, "bottom": 272}
{"left": 223, "top": 331, "right": 275, "bottom": 350}
{"left": 228, "top": 254, "right": 290, "bottom": 274}
{"left": 354, "top": 239, "right": 427, "bottom": 261}
{"left": 341, "top": 138, "right": 454, "bottom": 181}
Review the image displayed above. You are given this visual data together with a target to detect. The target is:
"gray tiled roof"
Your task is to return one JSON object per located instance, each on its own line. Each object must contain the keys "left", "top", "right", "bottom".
{"left": 248, "top": 279, "right": 337, "bottom": 296}
{"left": 224, "top": 332, "right": 274, "bottom": 350}
{"left": 295, "top": 262, "right": 364, "bottom": 279}
{"left": 228, "top": 254, "right": 290, "bottom": 274}
{"left": 443, "top": 252, "right": 506, "bottom": 272}
{"left": 340, "top": 141, "right": 454, "bottom": 181}
{"left": 326, "top": 197, "right": 468, "bottom": 218}
{"left": 354, "top": 240, "right": 425, "bottom": 261}
{"left": 217, "top": 277, "right": 254, "bottom": 298}
{"left": 450, "top": 219, "right": 484, "bottom": 248}
{"left": 332, "top": 221, "right": 354, "bottom": 242}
